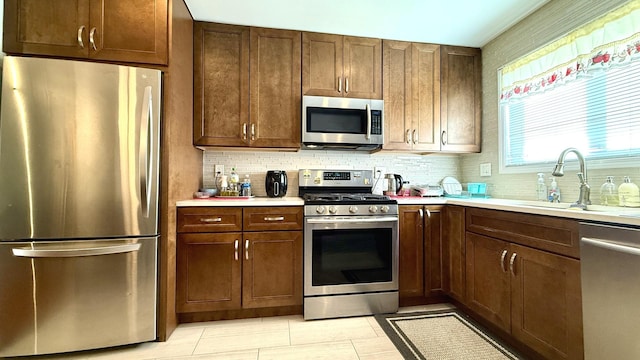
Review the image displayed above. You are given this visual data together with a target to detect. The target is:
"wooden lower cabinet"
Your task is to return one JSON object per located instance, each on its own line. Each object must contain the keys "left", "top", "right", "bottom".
{"left": 466, "top": 232, "right": 583, "bottom": 360}
{"left": 176, "top": 207, "right": 303, "bottom": 314}
{"left": 242, "top": 231, "right": 303, "bottom": 308}
{"left": 442, "top": 205, "right": 466, "bottom": 303}
{"left": 398, "top": 205, "right": 443, "bottom": 303}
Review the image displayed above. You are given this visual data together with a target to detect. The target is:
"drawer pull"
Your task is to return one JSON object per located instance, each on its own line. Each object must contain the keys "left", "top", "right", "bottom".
{"left": 500, "top": 250, "right": 508, "bottom": 273}
{"left": 200, "top": 217, "right": 222, "bottom": 223}
{"left": 264, "top": 216, "right": 285, "bottom": 221}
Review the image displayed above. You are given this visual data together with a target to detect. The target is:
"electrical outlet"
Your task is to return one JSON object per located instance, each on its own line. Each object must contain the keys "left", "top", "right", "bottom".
{"left": 374, "top": 167, "right": 386, "bottom": 179}
{"left": 214, "top": 164, "right": 224, "bottom": 175}
{"left": 480, "top": 163, "right": 492, "bottom": 177}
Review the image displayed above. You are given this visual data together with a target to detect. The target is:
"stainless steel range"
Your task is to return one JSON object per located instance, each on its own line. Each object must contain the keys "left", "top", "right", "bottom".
{"left": 299, "top": 169, "right": 399, "bottom": 320}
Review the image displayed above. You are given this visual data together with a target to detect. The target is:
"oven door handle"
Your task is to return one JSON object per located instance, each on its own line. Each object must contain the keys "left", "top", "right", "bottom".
{"left": 306, "top": 216, "right": 398, "bottom": 224}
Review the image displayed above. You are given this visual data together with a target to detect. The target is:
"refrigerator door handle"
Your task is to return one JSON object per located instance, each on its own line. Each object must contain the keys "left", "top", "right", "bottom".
{"left": 139, "top": 86, "right": 153, "bottom": 218}
{"left": 11, "top": 243, "right": 141, "bottom": 258}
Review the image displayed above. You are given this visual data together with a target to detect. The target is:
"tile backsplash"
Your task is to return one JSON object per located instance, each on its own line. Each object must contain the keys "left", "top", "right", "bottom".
{"left": 203, "top": 150, "right": 461, "bottom": 197}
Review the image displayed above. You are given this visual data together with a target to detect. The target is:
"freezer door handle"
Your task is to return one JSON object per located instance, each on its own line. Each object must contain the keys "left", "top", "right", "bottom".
{"left": 11, "top": 243, "right": 141, "bottom": 258}
{"left": 139, "top": 86, "right": 153, "bottom": 218}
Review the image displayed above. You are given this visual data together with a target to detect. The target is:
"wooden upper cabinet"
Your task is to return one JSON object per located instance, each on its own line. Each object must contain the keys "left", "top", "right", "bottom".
{"left": 383, "top": 40, "right": 440, "bottom": 151}
{"left": 303, "top": 32, "right": 381, "bottom": 99}
{"left": 3, "top": 0, "right": 168, "bottom": 65}
{"left": 194, "top": 23, "right": 301, "bottom": 149}
{"left": 440, "top": 46, "right": 481, "bottom": 152}
{"left": 249, "top": 27, "right": 301, "bottom": 148}
{"left": 194, "top": 22, "right": 250, "bottom": 147}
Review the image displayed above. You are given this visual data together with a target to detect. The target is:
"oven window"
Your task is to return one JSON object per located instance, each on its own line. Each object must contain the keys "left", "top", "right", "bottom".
{"left": 306, "top": 107, "right": 366, "bottom": 134}
{"left": 311, "top": 228, "right": 392, "bottom": 286}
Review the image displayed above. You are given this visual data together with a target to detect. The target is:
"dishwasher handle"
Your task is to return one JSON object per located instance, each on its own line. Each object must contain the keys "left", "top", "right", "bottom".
{"left": 12, "top": 243, "right": 142, "bottom": 258}
{"left": 582, "top": 237, "right": 640, "bottom": 256}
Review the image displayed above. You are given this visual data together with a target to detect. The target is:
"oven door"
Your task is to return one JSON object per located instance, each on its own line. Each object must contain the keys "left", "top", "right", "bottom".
{"left": 304, "top": 215, "right": 398, "bottom": 296}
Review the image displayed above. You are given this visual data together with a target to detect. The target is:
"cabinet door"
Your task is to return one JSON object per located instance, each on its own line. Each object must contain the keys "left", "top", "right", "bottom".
{"left": 249, "top": 28, "right": 301, "bottom": 148}
{"left": 442, "top": 205, "right": 466, "bottom": 303}
{"left": 89, "top": 0, "right": 167, "bottom": 65}
{"left": 424, "top": 206, "right": 443, "bottom": 297}
{"left": 440, "top": 46, "right": 481, "bottom": 152}
{"left": 3, "top": 0, "right": 89, "bottom": 58}
{"left": 302, "top": 32, "right": 343, "bottom": 97}
{"left": 194, "top": 22, "right": 250, "bottom": 146}
{"left": 398, "top": 205, "right": 424, "bottom": 299}
{"left": 343, "top": 36, "right": 382, "bottom": 99}
{"left": 411, "top": 43, "right": 441, "bottom": 151}
{"left": 176, "top": 233, "right": 242, "bottom": 312}
{"left": 242, "top": 231, "right": 303, "bottom": 308}
{"left": 465, "top": 232, "right": 511, "bottom": 332}
{"left": 510, "top": 244, "right": 583, "bottom": 360}
{"left": 382, "top": 40, "right": 413, "bottom": 151}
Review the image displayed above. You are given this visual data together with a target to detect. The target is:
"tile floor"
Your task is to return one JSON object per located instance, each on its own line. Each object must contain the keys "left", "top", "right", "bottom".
{"left": 33, "top": 304, "right": 454, "bottom": 360}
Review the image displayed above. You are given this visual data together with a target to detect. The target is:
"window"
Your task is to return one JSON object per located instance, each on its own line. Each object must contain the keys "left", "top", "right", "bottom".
{"left": 499, "top": 1, "right": 640, "bottom": 173}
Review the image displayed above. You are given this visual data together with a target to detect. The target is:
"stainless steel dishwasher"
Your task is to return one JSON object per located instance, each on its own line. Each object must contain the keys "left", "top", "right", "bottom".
{"left": 580, "top": 222, "right": 640, "bottom": 360}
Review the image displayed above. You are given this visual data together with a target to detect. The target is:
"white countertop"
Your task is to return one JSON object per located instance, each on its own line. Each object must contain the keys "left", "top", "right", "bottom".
{"left": 177, "top": 195, "right": 640, "bottom": 227}
{"left": 177, "top": 196, "right": 304, "bottom": 207}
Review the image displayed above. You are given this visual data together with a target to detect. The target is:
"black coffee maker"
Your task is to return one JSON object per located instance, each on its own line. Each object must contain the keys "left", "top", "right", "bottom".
{"left": 265, "top": 170, "right": 288, "bottom": 197}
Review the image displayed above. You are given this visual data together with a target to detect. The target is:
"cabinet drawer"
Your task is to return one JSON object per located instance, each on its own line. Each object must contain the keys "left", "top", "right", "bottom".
{"left": 177, "top": 207, "right": 243, "bottom": 233}
{"left": 243, "top": 207, "right": 303, "bottom": 231}
{"left": 465, "top": 207, "right": 579, "bottom": 258}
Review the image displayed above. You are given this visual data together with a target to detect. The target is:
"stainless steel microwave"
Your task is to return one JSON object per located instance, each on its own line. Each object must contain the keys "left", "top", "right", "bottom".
{"left": 302, "top": 95, "right": 384, "bottom": 150}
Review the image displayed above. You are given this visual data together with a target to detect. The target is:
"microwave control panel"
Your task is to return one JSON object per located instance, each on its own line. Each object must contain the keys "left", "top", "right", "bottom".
{"left": 371, "top": 110, "right": 382, "bottom": 135}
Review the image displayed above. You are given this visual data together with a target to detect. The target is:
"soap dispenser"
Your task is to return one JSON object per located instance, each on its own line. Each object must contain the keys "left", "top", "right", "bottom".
{"left": 618, "top": 176, "right": 640, "bottom": 207}
{"left": 599, "top": 176, "right": 618, "bottom": 206}
{"left": 548, "top": 177, "right": 560, "bottom": 202}
{"left": 536, "top": 173, "right": 547, "bottom": 201}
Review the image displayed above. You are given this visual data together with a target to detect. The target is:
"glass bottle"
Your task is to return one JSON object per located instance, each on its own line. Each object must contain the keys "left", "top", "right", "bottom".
{"left": 599, "top": 176, "right": 618, "bottom": 206}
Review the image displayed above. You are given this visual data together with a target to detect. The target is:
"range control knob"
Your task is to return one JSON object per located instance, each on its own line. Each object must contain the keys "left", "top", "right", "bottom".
{"left": 380, "top": 205, "right": 390, "bottom": 213}
{"left": 328, "top": 206, "right": 338, "bottom": 214}
{"left": 369, "top": 205, "right": 378, "bottom": 213}
{"left": 316, "top": 206, "right": 326, "bottom": 214}
{"left": 349, "top": 205, "right": 359, "bottom": 214}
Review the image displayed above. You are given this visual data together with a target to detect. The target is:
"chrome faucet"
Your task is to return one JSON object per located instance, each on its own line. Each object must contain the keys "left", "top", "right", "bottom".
{"left": 551, "top": 147, "right": 591, "bottom": 210}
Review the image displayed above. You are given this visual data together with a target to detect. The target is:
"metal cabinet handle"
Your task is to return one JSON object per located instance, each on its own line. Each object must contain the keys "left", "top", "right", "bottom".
{"left": 405, "top": 129, "right": 411, "bottom": 144}
{"left": 12, "top": 243, "right": 140, "bottom": 258}
{"left": 509, "top": 252, "right": 517, "bottom": 275}
{"left": 77, "top": 26, "right": 86, "bottom": 48}
{"left": 89, "top": 27, "right": 97, "bottom": 51}
{"left": 200, "top": 217, "right": 222, "bottom": 223}
{"left": 264, "top": 216, "right": 285, "bottom": 221}
{"left": 412, "top": 129, "right": 418, "bottom": 144}
{"left": 338, "top": 77, "right": 342, "bottom": 93}
{"left": 425, "top": 208, "right": 431, "bottom": 219}
{"left": 500, "top": 250, "right": 508, "bottom": 273}
{"left": 251, "top": 124, "right": 255, "bottom": 141}
{"left": 441, "top": 130, "right": 447, "bottom": 145}
{"left": 418, "top": 209, "right": 423, "bottom": 219}
{"left": 245, "top": 239, "right": 250, "bottom": 260}
{"left": 345, "top": 77, "right": 349, "bottom": 93}
{"left": 234, "top": 240, "right": 239, "bottom": 261}
{"left": 242, "top": 123, "right": 248, "bottom": 140}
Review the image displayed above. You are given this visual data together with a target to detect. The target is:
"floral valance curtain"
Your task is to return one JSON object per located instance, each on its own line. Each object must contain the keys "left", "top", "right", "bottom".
{"left": 500, "top": 0, "right": 640, "bottom": 103}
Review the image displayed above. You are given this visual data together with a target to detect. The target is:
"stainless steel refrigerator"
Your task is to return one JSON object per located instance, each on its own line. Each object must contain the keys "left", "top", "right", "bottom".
{"left": 0, "top": 56, "right": 161, "bottom": 357}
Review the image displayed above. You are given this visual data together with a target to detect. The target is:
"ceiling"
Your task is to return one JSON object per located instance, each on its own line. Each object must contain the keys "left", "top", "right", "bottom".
{"left": 184, "top": 0, "right": 550, "bottom": 48}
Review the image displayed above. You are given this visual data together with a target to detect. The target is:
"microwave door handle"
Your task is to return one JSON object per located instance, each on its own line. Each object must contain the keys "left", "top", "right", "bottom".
{"left": 366, "top": 104, "right": 371, "bottom": 140}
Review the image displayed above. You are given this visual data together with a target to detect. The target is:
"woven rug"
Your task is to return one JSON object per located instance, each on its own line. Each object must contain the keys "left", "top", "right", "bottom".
{"left": 375, "top": 309, "right": 522, "bottom": 360}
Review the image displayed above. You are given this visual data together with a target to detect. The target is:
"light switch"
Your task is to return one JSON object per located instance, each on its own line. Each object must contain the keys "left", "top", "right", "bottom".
{"left": 480, "top": 163, "right": 492, "bottom": 177}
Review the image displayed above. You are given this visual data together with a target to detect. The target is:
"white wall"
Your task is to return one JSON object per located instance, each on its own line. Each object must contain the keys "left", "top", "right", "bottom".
{"left": 461, "top": 0, "right": 639, "bottom": 204}
{"left": 203, "top": 150, "right": 461, "bottom": 197}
